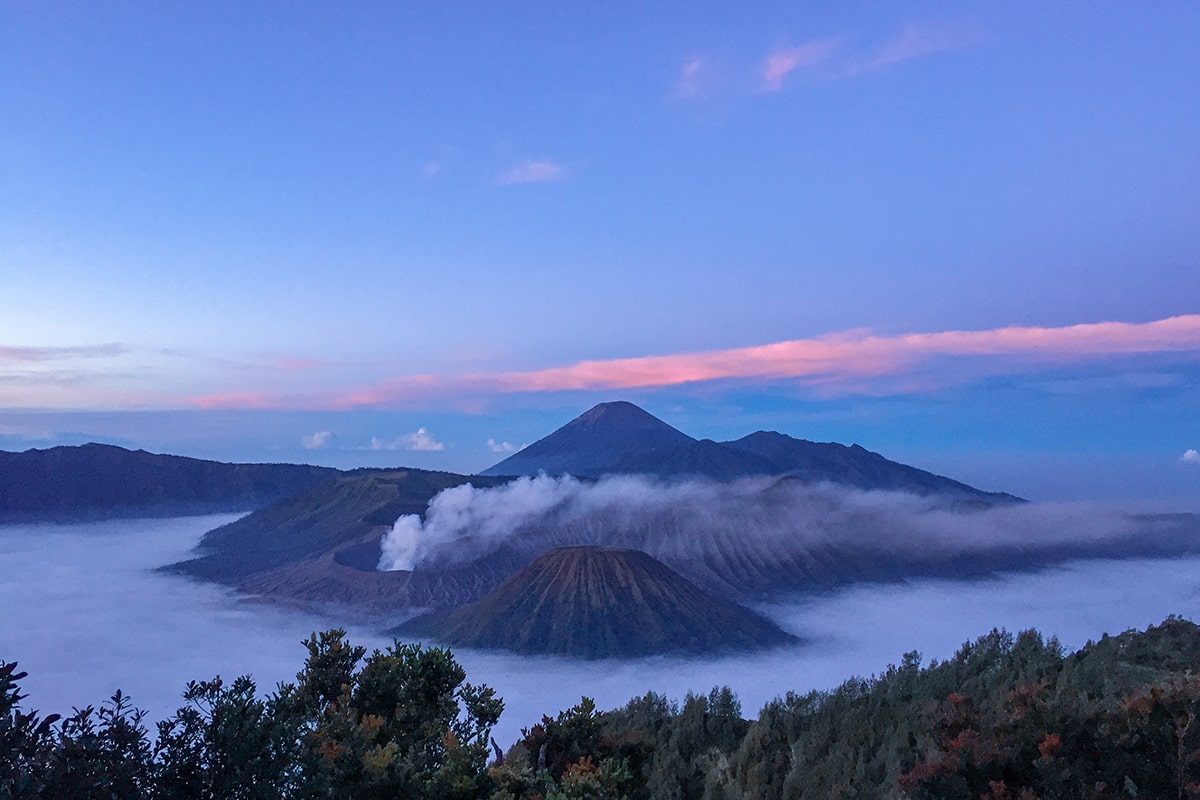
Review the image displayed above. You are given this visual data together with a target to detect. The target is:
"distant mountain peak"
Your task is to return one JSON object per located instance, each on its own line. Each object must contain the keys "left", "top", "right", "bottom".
{"left": 480, "top": 401, "right": 694, "bottom": 477}
{"left": 570, "top": 400, "right": 662, "bottom": 427}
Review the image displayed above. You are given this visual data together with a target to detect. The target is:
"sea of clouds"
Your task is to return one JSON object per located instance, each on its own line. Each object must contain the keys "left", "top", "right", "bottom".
{"left": 3, "top": 514, "right": 1199, "bottom": 745}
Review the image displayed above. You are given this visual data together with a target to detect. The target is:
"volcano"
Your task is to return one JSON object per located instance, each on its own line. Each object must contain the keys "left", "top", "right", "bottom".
{"left": 479, "top": 401, "right": 695, "bottom": 477}
{"left": 404, "top": 545, "right": 797, "bottom": 658}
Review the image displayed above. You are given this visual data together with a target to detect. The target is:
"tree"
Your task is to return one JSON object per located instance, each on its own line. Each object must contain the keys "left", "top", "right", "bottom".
{"left": 1, "top": 660, "right": 59, "bottom": 800}
{"left": 298, "top": 640, "right": 502, "bottom": 800}
{"left": 42, "top": 690, "right": 153, "bottom": 800}
{"left": 153, "top": 675, "right": 299, "bottom": 800}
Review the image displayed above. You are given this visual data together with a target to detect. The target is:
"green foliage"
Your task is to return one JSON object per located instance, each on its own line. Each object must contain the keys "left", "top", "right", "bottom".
{"left": 2, "top": 632, "right": 502, "bottom": 800}
{"left": 153, "top": 675, "right": 299, "bottom": 800}
{"left": 301, "top": 639, "right": 503, "bottom": 800}
{"left": 8, "top": 617, "right": 1200, "bottom": 800}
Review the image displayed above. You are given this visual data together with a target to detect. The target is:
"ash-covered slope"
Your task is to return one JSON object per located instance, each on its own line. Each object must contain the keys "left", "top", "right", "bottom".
{"left": 479, "top": 401, "right": 695, "bottom": 477}
{"left": 406, "top": 546, "right": 796, "bottom": 658}
{"left": 0, "top": 443, "right": 339, "bottom": 521}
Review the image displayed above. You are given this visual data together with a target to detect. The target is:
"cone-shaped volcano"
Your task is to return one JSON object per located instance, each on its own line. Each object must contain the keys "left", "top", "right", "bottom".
{"left": 479, "top": 401, "right": 695, "bottom": 477}
{"left": 407, "top": 545, "right": 796, "bottom": 658}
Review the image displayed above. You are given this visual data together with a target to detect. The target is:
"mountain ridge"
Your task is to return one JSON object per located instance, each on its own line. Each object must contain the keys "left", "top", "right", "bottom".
{"left": 483, "top": 402, "right": 1020, "bottom": 503}
{"left": 0, "top": 443, "right": 341, "bottom": 521}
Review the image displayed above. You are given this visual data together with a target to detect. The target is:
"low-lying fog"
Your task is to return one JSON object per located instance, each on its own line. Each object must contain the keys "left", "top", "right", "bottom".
{"left": 3, "top": 515, "right": 1198, "bottom": 745}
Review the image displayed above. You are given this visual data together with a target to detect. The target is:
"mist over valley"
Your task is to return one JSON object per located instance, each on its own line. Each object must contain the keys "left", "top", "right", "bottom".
{"left": 4, "top": 513, "right": 1200, "bottom": 747}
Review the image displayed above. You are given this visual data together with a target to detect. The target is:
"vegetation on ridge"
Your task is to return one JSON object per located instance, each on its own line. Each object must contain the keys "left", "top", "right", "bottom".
{"left": 6, "top": 617, "right": 1200, "bottom": 798}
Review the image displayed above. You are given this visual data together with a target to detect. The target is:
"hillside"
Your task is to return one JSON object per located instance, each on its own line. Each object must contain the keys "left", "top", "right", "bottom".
{"left": 0, "top": 443, "right": 339, "bottom": 521}
{"left": 404, "top": 546, "right": 796, "bottom": 658}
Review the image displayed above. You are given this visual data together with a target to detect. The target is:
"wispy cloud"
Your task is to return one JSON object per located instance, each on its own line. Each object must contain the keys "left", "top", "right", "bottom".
{"left": 465, "top": 316, "right": 1200, "bottom": 397}
{"left": 496, "top": 159, "right": 568, "bottom": 185}
{"left": 675, "top": 56, "right": 706, "bottom": 98}
{"left": 760, "top": 39, "right": 840, "bottom": 92}
{"left": 1182, "top": 449, "right": 1200, "bottom": 465}
{"left": 368, "top": 427, "right": 445, "bottom": 452}
{"left": 190, "top": 392, "right": 280, "bottom": 410}
{"left": 422, "top": 161, "right": 442, "bottom": 178}
{"left": 0, "top": 344, "right": 126, "bottom": 364}
{"left": 488, "top": 438, "right": 525, "bottom": 454}
{"left": 301, "top": 431, "right": 334, "bottom": 450}
{"left": 855, "top": 21, "right": 984, "bottom": 74}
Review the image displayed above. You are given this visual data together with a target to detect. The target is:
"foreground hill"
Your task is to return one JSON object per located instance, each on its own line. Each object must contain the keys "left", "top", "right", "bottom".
{"left": 483, "top": 401, "right": 1020, "bottom": 504}
{"left": 404, "top": 546, "right": 796, "bottom": 658}
{"left": 0, "top": 443, "right": 339, "bottom": 521}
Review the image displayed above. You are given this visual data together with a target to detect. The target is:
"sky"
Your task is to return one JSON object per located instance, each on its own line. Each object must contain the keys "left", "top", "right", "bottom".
{"left": 2, "top": 2, "right": 1198, "bottom": 505}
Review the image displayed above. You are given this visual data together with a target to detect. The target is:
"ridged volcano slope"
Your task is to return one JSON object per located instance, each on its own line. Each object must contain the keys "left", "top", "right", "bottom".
{"left": 408, "top": 546, "right": 796, "bottom": 658}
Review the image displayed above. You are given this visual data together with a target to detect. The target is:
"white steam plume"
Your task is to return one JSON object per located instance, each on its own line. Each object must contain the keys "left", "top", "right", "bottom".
{"left": 376, "top": 474, "right": 1168, "bottom": 579}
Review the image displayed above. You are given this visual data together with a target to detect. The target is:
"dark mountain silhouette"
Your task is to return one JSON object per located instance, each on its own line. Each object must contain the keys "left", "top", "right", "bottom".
{"left": 403, "top": 546, "right": 796, "bottom": 658}
{"left": 0, "top": 443, "right": 339, "bottom": 521}
{"left": 479, "top": 401, "right": 695, "bottom": 477}
{"left": 482, "top": 401, "right": 1019, "bottom": 503}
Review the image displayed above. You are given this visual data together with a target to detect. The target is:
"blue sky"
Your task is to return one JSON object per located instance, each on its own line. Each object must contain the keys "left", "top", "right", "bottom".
{"left": 2, "top": 3, "right": 1198, "bottom": 505}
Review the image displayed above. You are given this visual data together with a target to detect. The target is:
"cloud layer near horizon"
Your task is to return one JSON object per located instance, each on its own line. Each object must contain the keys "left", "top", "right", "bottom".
{"left": 280, "top": 314, "right": 1200, "bottom": 411}
{"left": 4, "top": 315, "right": 1199, "bottom": 412}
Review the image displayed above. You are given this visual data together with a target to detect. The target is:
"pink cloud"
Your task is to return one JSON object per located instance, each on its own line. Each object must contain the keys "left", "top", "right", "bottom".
{"left": 496, "top": 159, "right": 568, "bottom": 185}
{"left": 316, "top": 314, "right": 1200, "bottom": 409}
{"left": 148, "top": 315, "right": 1200, "bottom": 411}
{"left": 486, "top": 317, "right": 1171, "bottom": 394}
{"left": 188, "top": 391, "right": 281, "bottom": 410}
{"left": 761, "top": 39, "right": 840, "bottom": 92}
